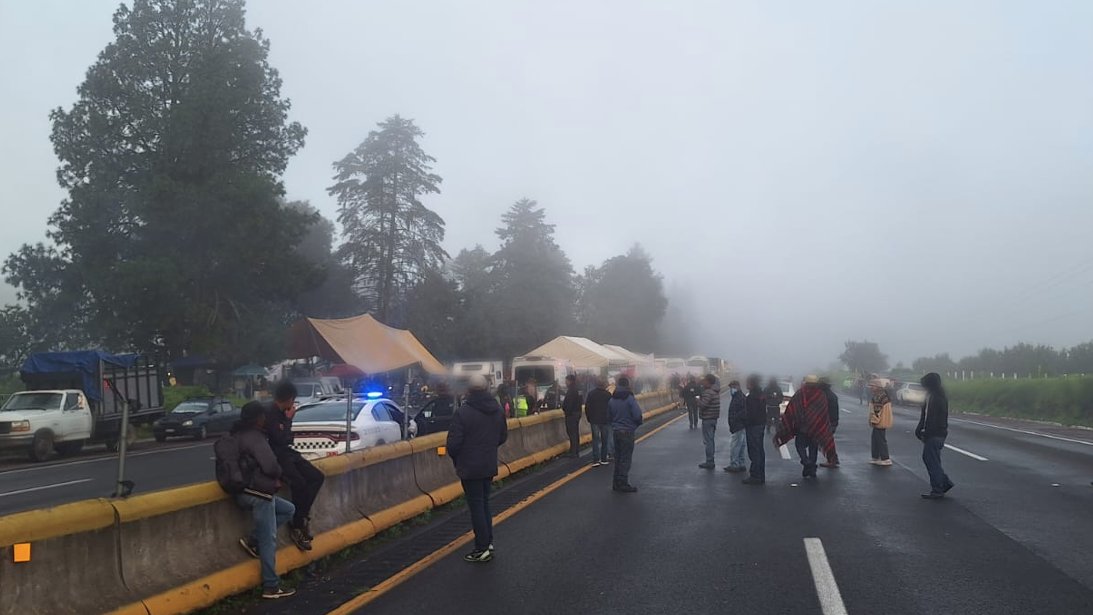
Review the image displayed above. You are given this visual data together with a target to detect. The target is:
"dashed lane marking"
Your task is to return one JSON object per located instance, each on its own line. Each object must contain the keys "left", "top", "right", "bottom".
{"left": 944, "top": 443, "right": 989, "bottom": 461}
{"left": 0, "top": 478, "right": 93, "bottom": 498}
{"left": 951, "top": 418, "right": 1093, "bottom": 447}
{"left": 840, "top": 409, "right": 852, "bottom": 414}
{"left": 804, "top": 537, "right": 849, "bottom": 615}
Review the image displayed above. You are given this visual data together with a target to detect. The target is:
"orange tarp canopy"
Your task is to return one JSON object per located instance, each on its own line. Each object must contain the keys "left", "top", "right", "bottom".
{"left": 288, "top": 314, "right": 446, "bottom": 375}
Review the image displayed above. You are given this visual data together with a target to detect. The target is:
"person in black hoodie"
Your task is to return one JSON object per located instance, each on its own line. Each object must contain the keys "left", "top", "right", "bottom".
{"left": 584, "top": 378, "right": 613, "bottom": 466}
{"left": 742, "top": 375, "right": 767, "bottom": 485}
{"left": 683, "top": 376, "right": 702, "bottom": 429}
{"left": 264, "top": 381, "right": 324, "bottom": 551}
{"left": 234, "top": 402, "right": 297, "bottom": 600}
{"left": 562, "top": 374, "right": 582, "bottom": 458}
{"left": 722, "top": 380, "right": 747, "bottom": 473}
{"left": 447, "top": 374, "right": 508, "bottom": 562}
{"left": 818, "top": 378, "right": 841, "bottom": 468}
{"left": 916, "top": 372, "right": 954, "bottom": 499}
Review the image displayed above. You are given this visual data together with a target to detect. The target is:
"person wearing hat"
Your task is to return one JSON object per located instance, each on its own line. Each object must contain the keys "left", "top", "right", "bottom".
{"left": 447, "top": 374, "right": 508, "bottom": 562}
{"left": 868, "top": 380, "right": 894, "bottom": 466}
{"left": 775, "top": 375, "right": 837, "bottom": 479}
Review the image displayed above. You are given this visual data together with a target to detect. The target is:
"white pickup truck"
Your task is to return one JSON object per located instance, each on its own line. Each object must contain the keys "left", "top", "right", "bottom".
{"left": 0, "top": 390, "right": 94, "bottom": 461}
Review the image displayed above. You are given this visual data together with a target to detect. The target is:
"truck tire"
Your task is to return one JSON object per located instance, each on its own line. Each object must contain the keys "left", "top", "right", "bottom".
{"left": 55, "top": 440, "right": 85, "bottom": 456}
{"left": 154, "top": 433, "right": 167, "bottom": 443}
{"left": 30, "top": 431, "right": 54, "bottom": 462}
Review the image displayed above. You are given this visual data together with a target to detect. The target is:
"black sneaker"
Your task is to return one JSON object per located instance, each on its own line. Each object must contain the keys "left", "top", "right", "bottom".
{"left": 723, "top": 465, "right": 746, "bottom": 473}
{"left": 921, "top": 492, "right": 945, "bottom": 500}
{"left": 698, "top": 463, "right": 715, "bottom": 469}
{"left": 261, "top": 586, "right": 297, "bottom": 600}
{"left": 239, "top": 537, "right": 259, "bottom": 559}
{"left": 943, "top": 481, "right": 955, "bottom": 493}
{"left": 464, "top": 549, "right": 493, "bottom": 563}
{"left": 301, "top": 519, "right": 315, "bottom": 541}
{"left": 290, "top": 528, "right": 313, "bottom": 552}
{"left": 742, "top": 477, "right": 765, "bottom": 485}
{"left": 613, "top": 484, "right": 638, "bottom": 493}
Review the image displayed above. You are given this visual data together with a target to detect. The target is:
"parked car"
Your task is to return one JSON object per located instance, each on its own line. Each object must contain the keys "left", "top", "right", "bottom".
{"left": 895, "top": 382, "right": 927, "bottom": 407}
{"left": 289, "top": 396, "right": 416, "bottom": 460}
{"left": 413, "top": 395, "right": 456, "bottom": 436}
{"left": 153, "top": 397, "right": 240, "bottom": 442}
{"left": 292, "top": 380, "right": 335, "bottom": 405}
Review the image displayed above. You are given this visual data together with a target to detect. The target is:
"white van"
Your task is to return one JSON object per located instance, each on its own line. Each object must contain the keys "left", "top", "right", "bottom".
{"left": 451, "top": 361, "right": 504, "bottom": 389}
{"left": 511, "top": 356, "right": 574, "bottom": 408}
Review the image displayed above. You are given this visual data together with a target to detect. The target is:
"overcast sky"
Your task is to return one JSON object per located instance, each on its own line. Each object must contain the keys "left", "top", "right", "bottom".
{"left": 2, "top": 0, "right": 1092, "bottom": 373}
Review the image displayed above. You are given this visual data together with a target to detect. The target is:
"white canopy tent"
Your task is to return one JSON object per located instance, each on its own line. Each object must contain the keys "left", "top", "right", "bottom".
{"left": 523, "top": 336, "right": 630, "bottom": 369}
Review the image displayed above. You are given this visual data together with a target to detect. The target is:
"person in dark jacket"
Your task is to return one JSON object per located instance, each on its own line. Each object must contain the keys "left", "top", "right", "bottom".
{"left": 723, "top": 380, "right": 747, "bottom": 473}
{"left": 682, "top": 376, "right": 702, "bottom": 429}
{"left": 608, "top": 376, "right": 643, "bottom": 493}
{"left": 234, "top": 402, "right": 297, "bottom": 600}
{"left": 764, "top": 378, "right": 784, "bottom": 433}
{"left": 584, "top": 379, "right": 613, "bottom": 466}
{"left": 818, "top": 378, "right": 841, "bottom": 468}
{"left": 916, "top": 372, "right": 954, "bottom": 499}
{"left": 697, "top": 374, "right": 721, "bottom": 469}
{"left": 562, "top": 374, "right": 582, "bottom": 458}
{"left": 264, "top": 381, "right": 324, "bottom": 551}
{"left": 743, "top": 375, "right": 767, "bottom": 485}
{"left": 447, "top": 375, "right": 508, "bottom": 562}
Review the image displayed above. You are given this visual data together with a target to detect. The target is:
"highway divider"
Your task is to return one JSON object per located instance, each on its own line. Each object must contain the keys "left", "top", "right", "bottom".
{"left": 0, "top": 391, "right": 678, "bottom": 615}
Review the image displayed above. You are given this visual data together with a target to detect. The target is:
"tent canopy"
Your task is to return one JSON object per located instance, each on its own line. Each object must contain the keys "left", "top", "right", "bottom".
{"left": 288, "top": 314, "right": 446, "bottom": 376}
{"left": 603, "top": 344, "right": 654, "bottom": 366}
{"left": 523, "top": 336, "right": 630, "bottom": 369}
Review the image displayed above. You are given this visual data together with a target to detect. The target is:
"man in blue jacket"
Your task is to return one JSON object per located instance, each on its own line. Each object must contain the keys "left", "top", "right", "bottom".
{"left": 447, "top": 375, "right": 508, "bottom": 562}
{"left": 608, "top": 376, "right": 643, "bottom": 493}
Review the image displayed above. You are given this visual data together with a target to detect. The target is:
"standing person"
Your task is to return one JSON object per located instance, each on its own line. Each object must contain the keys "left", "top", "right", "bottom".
{"left": 764, "top": 378, "right": 784, "bottom": 433}
{"left": 562, "top": 374, "right": 582, "bottom": 458}
{"left": 859, "top": 378, "right": 868, "bottom": 405}
{"left": 519, "top": 380, "right": 537, "bottom": 417}
{"left": 496, "top": 384, "right": 513, "bottom": 419}
{"left": 447, "top": 375, "right": 508, "bottom": 562}
{"left": 722, "top": 380, "right": 747, "bottom": 473}
{"left": 742, "top": 375, "right": 768, "bottom": 485}
{"left": 818, "top": 378, "right": 841, "bottom": 468}
{"left": 697, "top": 374, "right": 721, "bottom": 469}
{"left": 584, "top": 378, "right": 613, "bottom": 466}
{"left": 868, "top": 381, "right": 894, "bottom": 466}
{"left": 774, "top": 376, "right": 836, "bottom": 480}
{"left": 916, "top": 373, "right": 954, "bottom": 499}
{"left": 683, "top": 376, "right": 701, "bottom": 430}
{"left": 608, "top": 376, "right": 643, "bottom": 493}
{"left": 264, "top": 382, "right": 324, "bottom": 551}
{"left": 229, "top": 402, "right": 297, "bottom": 600}
{"left": 669, "top": 373, "right": 682, "bottom": 402}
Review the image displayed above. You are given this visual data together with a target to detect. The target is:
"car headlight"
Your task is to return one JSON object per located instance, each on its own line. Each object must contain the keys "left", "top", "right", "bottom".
{"left": 181, "top": 420, "right": 193, "bottom": 427}
{"left": 10, "top": 420, "right": 30, "bottom": 433}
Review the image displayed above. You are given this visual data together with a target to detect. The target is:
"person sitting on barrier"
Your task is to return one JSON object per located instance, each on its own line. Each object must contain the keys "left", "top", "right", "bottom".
{"left": 265, "top": 381, "right": 325, "bottom": 552}
{"left": 231, "top": 402, "right": 297, "bottom": 600}
{"left": 447, "top": 374, "right": 508, "bottom": 563}
{"left": 608, "top": 376, "right": 643, "bottom": 493}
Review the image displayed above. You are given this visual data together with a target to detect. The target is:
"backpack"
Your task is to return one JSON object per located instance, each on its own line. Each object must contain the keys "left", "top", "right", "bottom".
{"left": 214, "top": 435, "right": 250, "bottom": 495}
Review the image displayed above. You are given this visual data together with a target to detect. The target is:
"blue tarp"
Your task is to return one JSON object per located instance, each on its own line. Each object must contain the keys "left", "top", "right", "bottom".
{"left": 21, "top": 350, "right": 139, "bottom": 402}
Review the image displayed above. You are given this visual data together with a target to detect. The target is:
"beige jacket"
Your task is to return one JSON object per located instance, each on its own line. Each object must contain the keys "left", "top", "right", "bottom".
{"left": 869, "top": 401, "right": 893, "bottom": 430}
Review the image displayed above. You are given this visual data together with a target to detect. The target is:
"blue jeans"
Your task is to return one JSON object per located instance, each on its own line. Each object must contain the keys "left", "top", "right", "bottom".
{"left": 922, "top": 436, "right": 953, "bottom": 494}
{"left": 591, "top": 423, "right": 611, "bottom": 462}
{"left": 728, "top": 429, "right": 747, "bottom": 468}
{"left": 237, "top": 494, "right": 295, "bottom": 590}
{"left": 462, "top": 478, "right": 493, "bottom": 551}
{"left": 745, "top": 425, "right": 766, "bottom": 481}
{"left": 701, "top": 419, "right": 717, "bottom": 464}
{"left": 613, "top": 430, "right": 636, "bottom": 487}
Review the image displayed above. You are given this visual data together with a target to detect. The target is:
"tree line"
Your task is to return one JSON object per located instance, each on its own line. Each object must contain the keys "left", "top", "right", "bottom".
{"left": 0, "top": 0, "right": 668, "bottom": 371}
{"left": 837, "top": 339, "right": 1093, "bottom": 379}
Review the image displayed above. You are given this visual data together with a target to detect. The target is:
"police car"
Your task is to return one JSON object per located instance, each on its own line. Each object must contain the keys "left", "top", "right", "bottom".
{"left": 290, "top": 393, "right": 417, "bottom": 460}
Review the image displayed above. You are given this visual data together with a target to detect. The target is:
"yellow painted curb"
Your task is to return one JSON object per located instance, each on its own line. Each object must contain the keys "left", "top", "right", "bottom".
{"left": 0, "top": 498, "right": 116, "bottom": 546}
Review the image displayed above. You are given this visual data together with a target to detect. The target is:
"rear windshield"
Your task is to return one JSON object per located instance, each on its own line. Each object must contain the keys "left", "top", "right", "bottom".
{"left": 294, "top": 401, "right": 364, "bottom": 422}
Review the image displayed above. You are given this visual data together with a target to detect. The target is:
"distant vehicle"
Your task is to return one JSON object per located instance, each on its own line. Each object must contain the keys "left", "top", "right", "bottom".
{"left": 413, "top": 394, "right": 456, "bottom": 436}
{"left": 318, "top": 377, "right": 344, "bottom": 395}
{"left": 292, "top": 379, "right": 336, "bottom": 405}
{"left": 511, "top": 356, "right": 574, "bottom": 408}
{"left": 290, "top": 396, "right": 415, "bottom": 461}
{"left": 663, "top": 358, "right": 687, "bottom": 375}
{"left": 686, "top": 356, "right": 710, "bottom": 376}
{"left": 778, "top": 380, "right": 796, "bottom": 415}
{"left": 152, "top": 397, "right": 240, "bottom": 442}
{"left": 895, "top": 382, "right": 927, "bottom": 407}
{"left": 0, "top": 351, "right": 167, "bottom": 461}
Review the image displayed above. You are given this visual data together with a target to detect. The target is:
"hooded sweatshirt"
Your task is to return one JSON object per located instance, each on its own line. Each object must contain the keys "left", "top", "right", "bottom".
{"left": 230, "top": 422, "right": 283, "bottom": 497}
{"left": 774, "top": 385, "right": 836, "bottom": 461}
{"left": 584, "top": 386, "right": 612, "bottom": 425}
{"left": 608, "top": 387, "right": 643, "bottom": 432}
{"left": 447, "top": 389, "right": 509, "bottom": 480}
{"left": 698, "top": 383, "right": 721, "bottom": 420}
{"left": 916, "top": 372, "right": 949, "bottom": 439}
{"left": 726, "top": 388, "right": 747, "bottom": 433}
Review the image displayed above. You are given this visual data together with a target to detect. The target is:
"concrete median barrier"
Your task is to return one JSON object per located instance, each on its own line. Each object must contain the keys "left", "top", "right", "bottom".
{"left": 497, "top": 418, "right": 533, "bottom": 474}
{"left": 518, "top": 410, "right": 568, "bottom": 464}
{"left": 409, "top": 432, "right": 464, "bottom": 507}
{"left": 354, "top": 441, "right": 433, "bottom": 533}
{"left": 0, "top": 499, "right": 130, "bottom": 615}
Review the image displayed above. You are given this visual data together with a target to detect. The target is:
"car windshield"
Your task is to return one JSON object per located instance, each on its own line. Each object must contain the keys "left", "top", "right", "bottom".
{"left": 1, "top": 392, "right": 64, "bottom": 411}
{"left": 294, "top": 401, "right": 365, "bottom": 422}
{"left": 515, "top": 366, "right": 555, "bottom": 386}
{"left": 908, "top": 383, "right": 925, "bottom": 392}
{"left": 779, "top": 382, "right": 795, "bottom": 393}
{"left": 172, "top": 401, "right": 210, "bottom": 414}
{"left": 294, "top": 383, "right": 320, "bottom": 397}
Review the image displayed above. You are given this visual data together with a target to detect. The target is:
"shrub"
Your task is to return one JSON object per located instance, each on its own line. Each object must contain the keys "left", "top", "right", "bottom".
{"left": 947, "top": 377, "right": 1093, "bottom": 426}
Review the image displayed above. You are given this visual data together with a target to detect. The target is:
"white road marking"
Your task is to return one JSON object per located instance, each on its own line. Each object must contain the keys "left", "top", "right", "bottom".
{"left": 779, "top": 444, "right": 791, "bottom": 460}
{"left": 0, "top": 478, "right": 93, "bottom": 498}
{"left": 804, "top": 537, "right": 848, "bottom": 615}
{"left": 951, "top": 418, "right": 1093, "bottom": 447}
{"left": 840, "top": 409, "right": 852, "bottom": 414}
{"left": 0, "top": 443, "right": 213, "bottom": 477}
{"left": 944, "top": 443, "right": 988, "bottom": 461}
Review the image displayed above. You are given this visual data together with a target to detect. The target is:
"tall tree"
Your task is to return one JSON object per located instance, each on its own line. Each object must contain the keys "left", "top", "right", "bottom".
{"left": 4, "top": 0, "right": 313, "bottom": 365}
{"left": 286, "top": 201, "right": 363, "bottom": 319}
{"left": 839, "top": 340, "right": 889, "bottom": 375}
{"left": 490, "top": 199, "right": 575, "bottom": 360}
{"left": 402, "top": 270, "right": 462, "bottom": 361}
{"left": 450, "top": 246, "right": 498, "bottom": 359}
{"left": 577, "top": 245, "right": 667, "bottom": 352}
{"left": 329, "top": 115, "right": 445, "bottom": 322}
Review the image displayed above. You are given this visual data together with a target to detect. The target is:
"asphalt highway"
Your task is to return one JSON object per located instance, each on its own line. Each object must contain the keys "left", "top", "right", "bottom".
{"left": 353, "top": 395, "right": 1093, "bottom": 615}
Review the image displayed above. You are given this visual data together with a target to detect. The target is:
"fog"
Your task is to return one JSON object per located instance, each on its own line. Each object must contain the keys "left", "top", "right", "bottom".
{"left": 2, "top": 0, "right": 1092, "bottom": 375}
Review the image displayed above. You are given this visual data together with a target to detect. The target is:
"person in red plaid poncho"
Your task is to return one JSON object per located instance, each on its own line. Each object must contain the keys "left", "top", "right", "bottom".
{"left": 773, "top": 376, "right": 838, "bottom": 475}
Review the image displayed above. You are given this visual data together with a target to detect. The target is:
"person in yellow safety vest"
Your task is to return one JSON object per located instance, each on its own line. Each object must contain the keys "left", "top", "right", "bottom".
{"left": 515, "top": 395, "right": 529, "bottom": 418}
